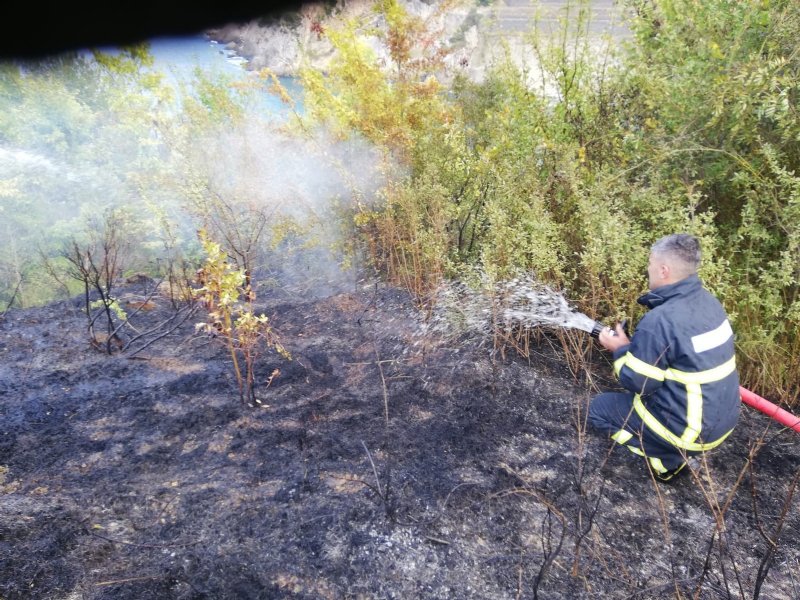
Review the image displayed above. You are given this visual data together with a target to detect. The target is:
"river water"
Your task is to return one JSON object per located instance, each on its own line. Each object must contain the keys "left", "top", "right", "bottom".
{"left": 92, "top": 34, "right": 302, "bottom": 115}
{"left": 148, "top": 35, "right": 248, "bottom": 77}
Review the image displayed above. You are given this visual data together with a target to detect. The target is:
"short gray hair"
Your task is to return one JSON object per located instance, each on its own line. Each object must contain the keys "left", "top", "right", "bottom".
{"left": 651, "top": 233, "right": 701, "bottom": 273}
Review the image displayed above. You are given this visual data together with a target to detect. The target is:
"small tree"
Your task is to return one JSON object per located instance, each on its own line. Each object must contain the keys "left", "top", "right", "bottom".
{"left": 61, "top": 209, "right": 129, "bottom": 353}
{"left": 194, "top": 229, "right": 289, "bottom": 405}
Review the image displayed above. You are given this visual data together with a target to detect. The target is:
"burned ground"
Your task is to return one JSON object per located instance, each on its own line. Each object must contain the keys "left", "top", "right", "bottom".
{"left": 0, "top": 282, "right": 798, "bottom": 599}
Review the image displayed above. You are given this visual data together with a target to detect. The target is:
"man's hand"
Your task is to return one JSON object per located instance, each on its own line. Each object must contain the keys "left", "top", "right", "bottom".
{"left": 598, "top": 322, "right": 630, "bottom": 352}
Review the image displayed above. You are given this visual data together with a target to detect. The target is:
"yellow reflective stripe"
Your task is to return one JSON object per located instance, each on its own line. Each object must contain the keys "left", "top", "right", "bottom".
{"left": 625, "top": 445, "right": 646, "bottom": 457}
{"left": 649, "top": 457, "right": 667, "bottom": 474}
{"left": 622, "top": 353, "right": 666, "bottom": 381}
{"left": 664, "top": 356, "right": 736, "bottom": 385}
{"left": 611, "top": 430, "right": 633, "bottom": 445}
{"left": 633, "top": 394, "right": 733, "bottom": 451}
{"left": 681, "top": 383, "right": 703, "bottom": 443}
{"left": 614, "top": 355, "right": 627, "bottom": 377}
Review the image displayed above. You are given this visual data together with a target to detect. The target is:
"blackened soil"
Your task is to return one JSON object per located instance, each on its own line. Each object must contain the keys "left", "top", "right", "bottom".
{"left": 1, "top": 284, "right": 798, "bottom": 599}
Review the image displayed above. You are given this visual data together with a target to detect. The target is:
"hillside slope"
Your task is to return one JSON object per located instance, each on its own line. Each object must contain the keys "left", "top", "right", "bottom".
{"left": 1, "top": 281, "right": 798, "bottom": 599}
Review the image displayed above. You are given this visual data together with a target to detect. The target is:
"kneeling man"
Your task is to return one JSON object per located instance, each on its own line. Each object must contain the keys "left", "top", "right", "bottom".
{"left": 590, "top": 233, "right": 740, "bottom": 482}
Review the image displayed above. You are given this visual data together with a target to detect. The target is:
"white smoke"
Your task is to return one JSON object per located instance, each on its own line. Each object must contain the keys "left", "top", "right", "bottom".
{"left": 0, "top": 40, "right": 393, "bottom": 304}
{"left": 0, "top": 147, "right": 60, "bottom": 173}
{"left": 182, "top": 115, "right": 389, "bottom": 298}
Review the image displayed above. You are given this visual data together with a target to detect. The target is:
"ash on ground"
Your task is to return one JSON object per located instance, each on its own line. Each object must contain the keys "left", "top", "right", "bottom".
{"left": 1, "top": 282, "right": 798, "bottom": 599}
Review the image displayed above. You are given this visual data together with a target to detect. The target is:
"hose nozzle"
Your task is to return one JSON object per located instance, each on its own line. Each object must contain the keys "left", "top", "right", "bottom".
{"left": 590, "top": 318, "right": 629, "bottom": 340}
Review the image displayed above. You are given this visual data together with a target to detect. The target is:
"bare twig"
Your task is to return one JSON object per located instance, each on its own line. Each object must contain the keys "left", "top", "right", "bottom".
{"left": 122, "top": 305, "right": 194, "bottom": 351}
{"left": 95, "top": 575, "right": 165, "bottom": 587}
{"left": 109, "top": 277, "right": 165, "bottom": 342}
{"left": 124, "top": 305, "right": 199, "bottom": 357}
{"left": 624, "top": 577, "right": 703, "bottom": 599}
{"left": 325, "top": 473, "right": 382, "bottom": 497}
{"left": 533, "top": 507, "right": 566, "bottom": 600}
{"left": 1, "top": 275, "right": 23, "bottom": 316}
{"left": 143, "top": 495, "right": 180, "bottom": 531}
{"left": 361, "top": 440, "right": 384, "bottom": 500}
{"left": 374, "top": 344, "right": 390, "bottom": 427}
{"left": 424, "top": 536, "right": 451, "bottom": 546}
{"left": 753, "top": 467, "right": 800, "bottom": 599}
{"left": 750, "top": 462, "right": 776, "bottom": 548}
{"left": 88, "top": 530, "right": 201, "bottom": 549}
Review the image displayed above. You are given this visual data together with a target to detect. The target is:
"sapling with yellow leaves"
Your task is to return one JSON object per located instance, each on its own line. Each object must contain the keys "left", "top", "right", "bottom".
{"left": 194, "top": 229, "right": 290, "bottom": 405}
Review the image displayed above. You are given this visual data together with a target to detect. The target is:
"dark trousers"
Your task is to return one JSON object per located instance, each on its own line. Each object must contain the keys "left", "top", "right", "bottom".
{"left": 588, "top": 391, "right": 694, "bottom": 472}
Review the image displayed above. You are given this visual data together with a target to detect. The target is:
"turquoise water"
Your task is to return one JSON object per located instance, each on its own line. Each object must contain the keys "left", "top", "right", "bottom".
{"left": 92, "top": 34, "right": 303, "bottom": 117}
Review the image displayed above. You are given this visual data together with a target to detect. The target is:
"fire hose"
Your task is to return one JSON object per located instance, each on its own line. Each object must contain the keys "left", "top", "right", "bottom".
{"left": 740, "top": 386, "right": 800, "bottom": 433}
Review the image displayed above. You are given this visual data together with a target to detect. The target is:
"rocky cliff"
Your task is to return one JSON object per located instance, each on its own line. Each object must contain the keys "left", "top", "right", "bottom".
{"left": 208, "top": 0, "right": 485, "bottom": 78}
{"left": 208, "top": 0, "right": 629, "bottom": 85}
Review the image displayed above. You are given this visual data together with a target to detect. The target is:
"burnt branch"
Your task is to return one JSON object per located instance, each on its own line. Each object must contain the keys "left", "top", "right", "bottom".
{"left": 0, "top": 275, "right": 23, "bottom": 316}
{"left": 532, "top": 507, "right": 566, "bottom": 600}
{"left": 124, "top": 305, "right": 200, "bottom": 357}
{"left": 753, "top": 467, "right": 800, "bottom": 599}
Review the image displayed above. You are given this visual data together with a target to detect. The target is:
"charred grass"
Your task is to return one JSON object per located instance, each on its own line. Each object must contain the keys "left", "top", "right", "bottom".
{"left": 0, "top": 283, "right": 798, "bottom": 599}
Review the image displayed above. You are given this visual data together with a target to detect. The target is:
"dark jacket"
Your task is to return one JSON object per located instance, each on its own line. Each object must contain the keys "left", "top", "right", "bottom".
{"left": 612, "top": 274, "right": 740, "bottom": 450}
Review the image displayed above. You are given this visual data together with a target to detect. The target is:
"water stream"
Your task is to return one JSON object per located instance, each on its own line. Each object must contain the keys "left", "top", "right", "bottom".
{"left": 422, "top": 274, "right": 598, "bottom": 344}
{"left": 497, "top": 277, "right": 597, "bottom": 333}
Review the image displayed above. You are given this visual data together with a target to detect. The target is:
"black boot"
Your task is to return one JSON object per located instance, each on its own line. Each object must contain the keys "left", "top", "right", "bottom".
{"left": 655, "top": 461, "right": 688, "bottom": 483}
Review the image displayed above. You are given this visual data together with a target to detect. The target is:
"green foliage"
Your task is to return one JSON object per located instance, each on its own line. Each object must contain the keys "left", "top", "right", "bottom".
{"left": 0, "top": 42, "right": 254, "bottom": 310}
{"left": 606, "top": 0, "right": 800, "bottom": 399}
{"left": 301, "top": 0, "right": 800, "bottom": 403}
{"left": 299, "top": 0, "right": 458, "bottom": 162}
{"left": 0, "top": 46, "right": 181, "bottom": 308}
{"left": 195, "top": 229, "right": 289, "bottom": 405}
{"left": 90, "top": 297, "right": 127, "bottom": 321}
{"left": 181, "top": 69, "right": 247, "bottom": 126}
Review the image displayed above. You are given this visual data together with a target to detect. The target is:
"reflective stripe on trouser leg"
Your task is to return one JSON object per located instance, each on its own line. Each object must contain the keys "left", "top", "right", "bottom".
{"left": 613, "top": 437, "right": 671, "bottom": 474}
{"left": 648, "top": 457, "right": 668, "bottom": 474}
{"left": 611, "top": 429, "right": 633, "bottom": 445}
{"left": 625, "top": 446, "right": 669, "bottom": 474}
{"left": 633, "top": 393, "right": 733, "bottom": 452}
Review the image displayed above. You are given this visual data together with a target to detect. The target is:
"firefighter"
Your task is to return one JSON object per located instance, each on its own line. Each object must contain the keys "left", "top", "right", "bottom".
{"left": 589, "top": 233, "right": 740, "bottom": 482}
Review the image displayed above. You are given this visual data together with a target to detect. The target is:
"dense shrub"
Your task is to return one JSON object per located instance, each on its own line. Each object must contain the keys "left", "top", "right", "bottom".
{"left": 299, "top": 0, "right": 800, "bottom": 404}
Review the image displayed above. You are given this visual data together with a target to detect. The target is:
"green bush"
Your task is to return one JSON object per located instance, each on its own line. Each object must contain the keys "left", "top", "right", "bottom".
{"left": 299, "top": 0, "right": 800, "bottom": 404}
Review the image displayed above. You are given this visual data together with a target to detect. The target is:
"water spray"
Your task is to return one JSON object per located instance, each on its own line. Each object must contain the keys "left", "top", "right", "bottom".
{"left": 497, "top": 278, "right": 627, "bottom": 341}
{"left": 424, "top": 275, "right": 623, "bottom": 343}
{"left": 426, "top": 276, "right": 800, "bottom": 435}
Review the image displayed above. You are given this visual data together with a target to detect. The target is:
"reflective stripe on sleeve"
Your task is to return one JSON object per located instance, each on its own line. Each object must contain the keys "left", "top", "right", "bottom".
{"left": 614, "top": 354, "right": 627, "bottom": 377}
{"left": 619, "top": 352, "right": 666, "bottom": 381}
{"left": 691, "top": 319, "right": 733, "bottom": 354}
